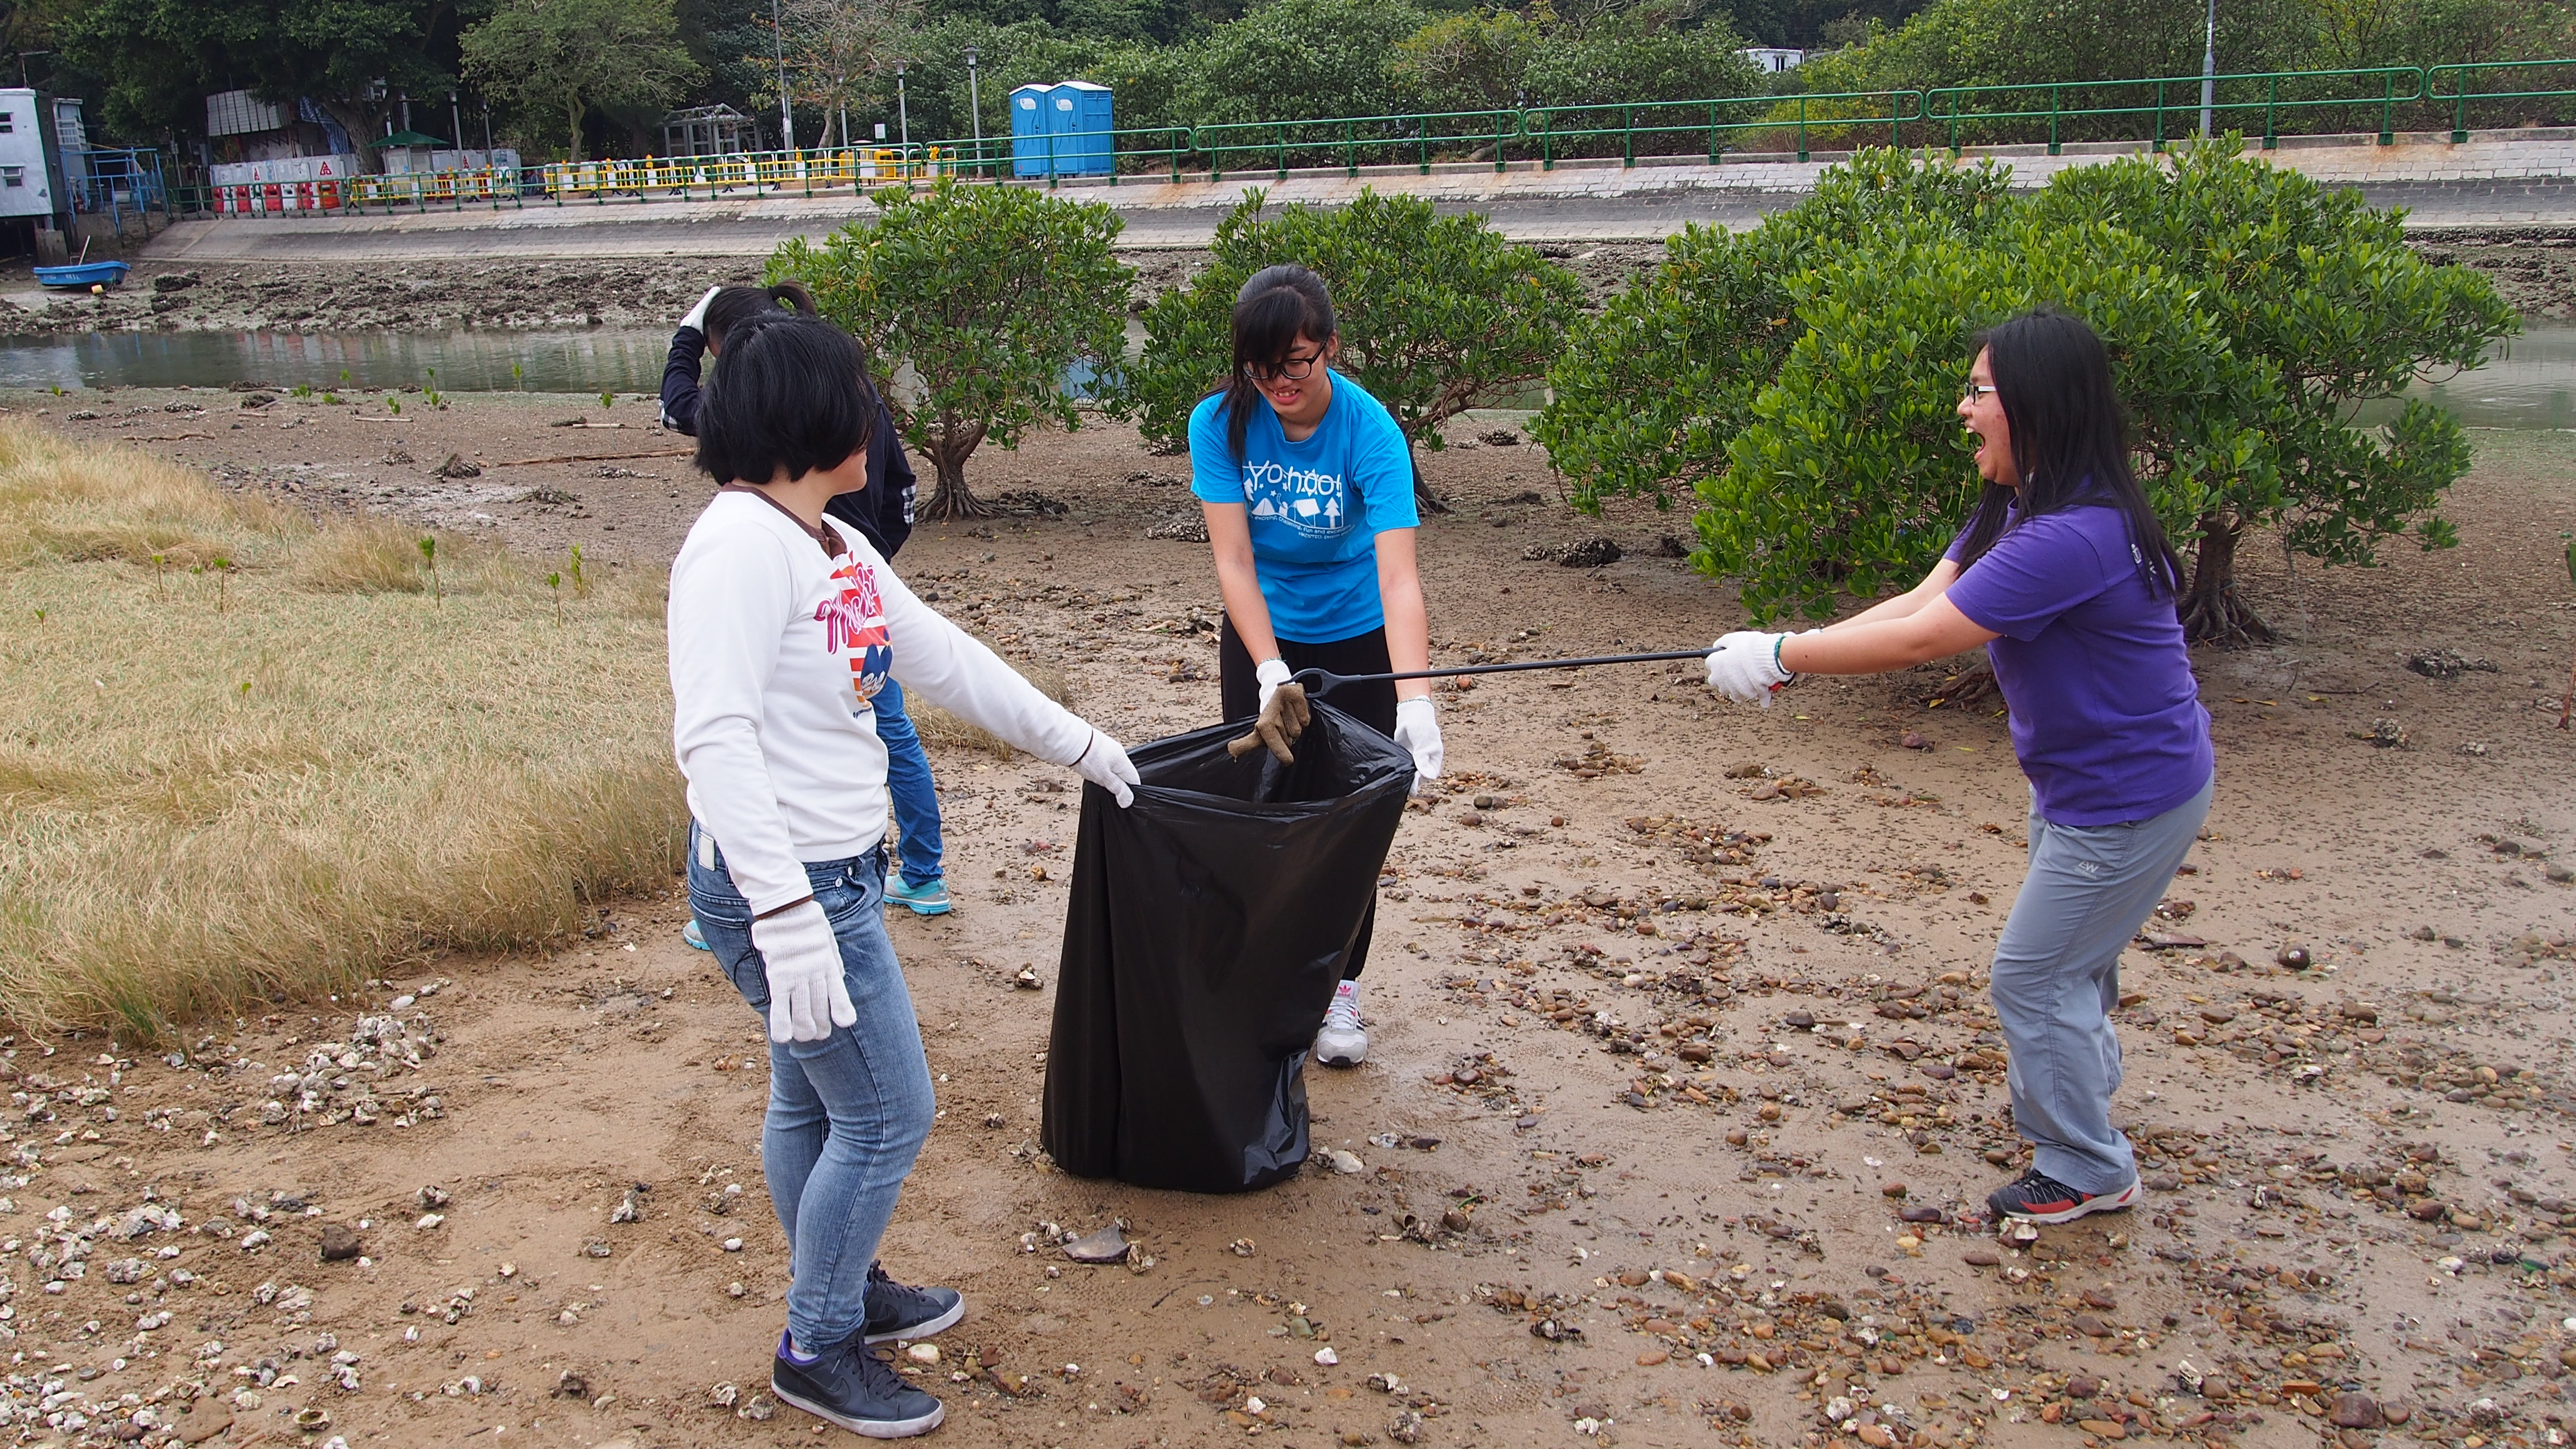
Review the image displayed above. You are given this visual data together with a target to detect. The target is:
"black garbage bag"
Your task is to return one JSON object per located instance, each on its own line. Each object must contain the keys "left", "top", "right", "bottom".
{"left": 1041, "top": 701, "right": 1412, "bottom": 1193}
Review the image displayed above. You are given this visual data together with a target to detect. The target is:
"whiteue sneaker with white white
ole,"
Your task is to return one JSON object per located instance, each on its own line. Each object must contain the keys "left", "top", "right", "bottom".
{"left": 1314, "top": 980, "right": 1367, "bottom": 1068}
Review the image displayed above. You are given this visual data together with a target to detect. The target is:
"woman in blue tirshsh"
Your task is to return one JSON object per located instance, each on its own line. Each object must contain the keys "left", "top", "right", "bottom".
{"left": 1702, "top": 310, "right": 2214, "bottom": 1224}
{"left": 1191, "top": 264, "right": 1445, "bottom": 1070}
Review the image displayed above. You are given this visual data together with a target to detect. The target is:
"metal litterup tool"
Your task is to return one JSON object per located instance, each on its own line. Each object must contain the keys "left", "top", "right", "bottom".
{"left": 1290, "top": 647, "right": 1713, "bottom": 694}
{"left": 1227, "top": 647, "right": 1716, "bottom": 764}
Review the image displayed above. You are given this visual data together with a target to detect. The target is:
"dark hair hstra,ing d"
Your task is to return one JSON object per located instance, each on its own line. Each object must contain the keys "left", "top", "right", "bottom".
{"left": 1219, "top": 264, "right": 1337, "bottom": 462}
{"left": 703, "top": 281, "right": 818, "bottom": 353}
{"left": 1953, "top": 307, "right": 2184, "bottom": 596}
{"left": 694, "top": 314, "right": 878, "bottom": 487}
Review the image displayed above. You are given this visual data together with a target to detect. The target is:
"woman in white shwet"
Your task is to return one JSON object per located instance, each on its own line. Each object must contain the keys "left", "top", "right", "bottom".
{"left": 667, "top": 311, "right": 1141, "bottom": 1436}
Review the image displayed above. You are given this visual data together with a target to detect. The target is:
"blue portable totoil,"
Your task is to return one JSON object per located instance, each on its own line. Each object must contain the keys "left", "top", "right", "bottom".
{"left": 1010, "top": 80, "right": 1114, "bottom": 179}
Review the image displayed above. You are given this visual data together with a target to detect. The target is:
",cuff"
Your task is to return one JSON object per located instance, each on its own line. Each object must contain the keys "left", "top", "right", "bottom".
{"left": 1048, "top": 712, "right": 1110, "bottom": 770}
{"left": 1255, "top": 657, "right": 1291, "bottom": 686}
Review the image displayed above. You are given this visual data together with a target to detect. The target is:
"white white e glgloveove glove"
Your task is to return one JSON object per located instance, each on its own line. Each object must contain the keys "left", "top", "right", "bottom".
{"left": 1073, "top": 728, "right": 1140, "bottom": 808}
{"left": 1393, "top": 696, "right": 1443, "bottom": 795}
{"left": 679, "top": 284, "right": 721, "bottom": 335}
{"left": 1705, "top": 630, "right": 1794, "bottom": 707}
{"left": 1255, "top": 657, "right": 1292, "bottom": 716}
{"left": 748, "top": 898, "right": 855, "bottom": 1043}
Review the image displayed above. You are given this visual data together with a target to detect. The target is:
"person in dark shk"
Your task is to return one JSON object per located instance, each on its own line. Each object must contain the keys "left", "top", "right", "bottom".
{"left": 662, "top": 284, "right": 959, "bottom": 939}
